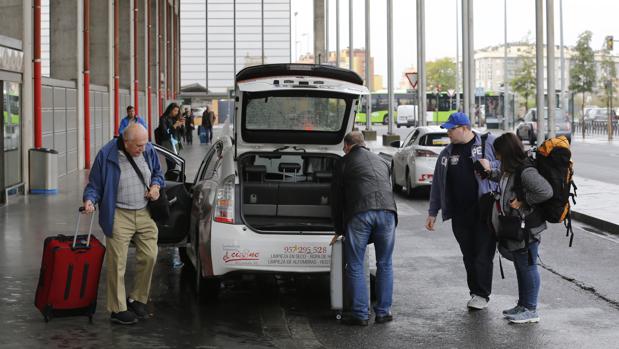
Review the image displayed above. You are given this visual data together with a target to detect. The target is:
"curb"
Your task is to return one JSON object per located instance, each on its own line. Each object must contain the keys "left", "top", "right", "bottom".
{"left": 571, "top": 210, "right": 619, "bottom": 235}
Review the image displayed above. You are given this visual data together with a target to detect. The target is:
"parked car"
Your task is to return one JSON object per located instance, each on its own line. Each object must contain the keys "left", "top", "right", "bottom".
{"left": 390, "top": 126, "right": 449, "bottom": 196}
{"left": 152, "top": 64, "right": 369, "bottom": 295}
{"left": 396, "top": 105, "right": 418, "bottom": 128}
{"left": 584, "top": 107, "right": 614, "bottom": 121}
{"left": 515, "top": 107, "right": 572, "bottom": 144}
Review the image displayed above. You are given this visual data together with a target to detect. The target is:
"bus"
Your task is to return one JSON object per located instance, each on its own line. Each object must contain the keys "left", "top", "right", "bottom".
{"left": 356, "top": 90, "right": 460, "bottom": 125}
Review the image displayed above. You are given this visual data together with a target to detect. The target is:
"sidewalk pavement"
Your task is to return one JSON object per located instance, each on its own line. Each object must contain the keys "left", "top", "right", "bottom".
{"left": 365, "top": 133, "right": 619, "bottom": 235}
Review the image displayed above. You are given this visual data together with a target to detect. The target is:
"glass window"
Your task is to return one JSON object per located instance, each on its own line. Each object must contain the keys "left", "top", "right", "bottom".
{"left": 419, "top": 133, "right": 450, "bottom": 147}
{"left": 245, "top": 95, "right": 349, "bottom": 132}
{"left": 3, "top": 82, "right": 21, "bottom": 187}
{"left": 407, "top": 130, "right": 420, "bottom": 146}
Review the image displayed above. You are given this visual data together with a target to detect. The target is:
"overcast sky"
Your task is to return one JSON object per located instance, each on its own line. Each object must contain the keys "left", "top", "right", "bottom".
{"left": 291, "top": 0, "right": 619, "bottom": 87}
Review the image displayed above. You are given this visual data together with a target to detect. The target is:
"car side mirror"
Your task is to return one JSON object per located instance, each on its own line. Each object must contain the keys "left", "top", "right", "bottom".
{"left": 390, "top": 140, "right": 401, "bottom": 148}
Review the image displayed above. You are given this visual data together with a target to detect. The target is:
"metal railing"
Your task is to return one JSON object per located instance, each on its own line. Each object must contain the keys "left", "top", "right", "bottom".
{"left": 572, "top": 120, "right": 619, "bottom": 137}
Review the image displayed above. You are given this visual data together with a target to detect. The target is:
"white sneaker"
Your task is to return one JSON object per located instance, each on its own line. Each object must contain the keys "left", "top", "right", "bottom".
{"left": 467, "top": 295, "right": 489, "bottom": 310}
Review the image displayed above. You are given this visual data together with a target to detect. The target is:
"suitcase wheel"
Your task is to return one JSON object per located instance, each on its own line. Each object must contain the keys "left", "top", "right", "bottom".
{"left": 43, "top": 315, "right": 49, "bottom": 323}
{"left": 335, "top": 312, "right": 342, "bottom": 321}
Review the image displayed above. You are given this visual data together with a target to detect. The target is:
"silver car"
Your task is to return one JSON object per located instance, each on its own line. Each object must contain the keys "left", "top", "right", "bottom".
{"left": 515, "top": 107, "right": 572, "bottom": 144}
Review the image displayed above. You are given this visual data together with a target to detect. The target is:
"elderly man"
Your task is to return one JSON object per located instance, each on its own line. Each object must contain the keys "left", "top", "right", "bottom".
{"left": 83, "top": 123, "right": 164, "bottom": 325}
{"left": 331, "top": 131, "right": 398, "bottom": 326}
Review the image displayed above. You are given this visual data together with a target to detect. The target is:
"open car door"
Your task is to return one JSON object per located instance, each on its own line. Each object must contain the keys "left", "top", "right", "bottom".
{"left": 152, "top": 144, "right": 192, "bottom": 245}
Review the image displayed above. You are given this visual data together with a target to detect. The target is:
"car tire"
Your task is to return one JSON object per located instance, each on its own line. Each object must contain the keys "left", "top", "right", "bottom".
{"left": 405, "top": 170, "right": 414, "bottom": 197}
{"left": 391, "top": 163, "right": 402, "bottom": 192}
{"left": 382, "top": 114, "right": 389, "bottom": 125}
{"left": 194, "top": 239, "right": 220, "bottom": 300}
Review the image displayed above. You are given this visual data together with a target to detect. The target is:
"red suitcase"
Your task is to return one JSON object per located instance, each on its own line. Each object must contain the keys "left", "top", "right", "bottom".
{"left": 35, "top": 208, "right": 106, "bottom": 322}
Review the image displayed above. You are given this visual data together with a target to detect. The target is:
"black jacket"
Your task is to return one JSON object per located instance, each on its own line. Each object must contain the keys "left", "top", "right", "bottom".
{"left": 331, "top": 145, "right": 398, "bottom": 235}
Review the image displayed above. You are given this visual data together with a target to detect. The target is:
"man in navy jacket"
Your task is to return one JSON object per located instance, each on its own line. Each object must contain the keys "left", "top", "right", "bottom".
{"left": 425, "top": 112, "right": 500, "bottom": 310}
{"left": 83, "top": 123, "right": 164, "bottom": 325}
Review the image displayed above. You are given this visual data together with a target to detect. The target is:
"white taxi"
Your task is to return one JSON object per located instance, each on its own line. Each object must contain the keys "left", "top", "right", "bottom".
{"left": 390, "top": 126, "right": 449, "bottom": 197}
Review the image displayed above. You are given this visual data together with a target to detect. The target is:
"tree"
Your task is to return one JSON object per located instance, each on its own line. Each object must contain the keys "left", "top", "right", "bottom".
{"left": 510, "top": 44, "right": 536, "bottom": 113}
{"left": 598, "top": 46, "right": 617, "bottom": 109}
{"left": 426, "top": 58, "right": 456, "bottom": 92}
{"left": 569, "top": 31, "right": 596, "bottom": 124}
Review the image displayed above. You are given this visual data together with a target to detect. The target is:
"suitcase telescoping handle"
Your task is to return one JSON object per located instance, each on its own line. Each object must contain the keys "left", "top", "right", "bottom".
{"left": 74, "top": 207, "right": 96, "bottom": 249}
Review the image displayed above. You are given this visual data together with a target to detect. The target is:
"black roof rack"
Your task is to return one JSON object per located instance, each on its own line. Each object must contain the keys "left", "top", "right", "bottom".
{"left": 236, "top": 64, "right": 364, "bottom": 85}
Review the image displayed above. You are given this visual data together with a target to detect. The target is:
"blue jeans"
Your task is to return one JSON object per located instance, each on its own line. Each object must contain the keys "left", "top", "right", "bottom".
{"left": 344, "top": 210, "right": 396, "bottom": 320}
{"left": 512, "top": 240, "right": 540, "bottom": 310}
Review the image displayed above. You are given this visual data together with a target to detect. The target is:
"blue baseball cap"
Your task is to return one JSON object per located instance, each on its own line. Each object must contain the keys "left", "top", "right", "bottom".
{"left": 440, "top": 112, "right": 471, "bottom": 129}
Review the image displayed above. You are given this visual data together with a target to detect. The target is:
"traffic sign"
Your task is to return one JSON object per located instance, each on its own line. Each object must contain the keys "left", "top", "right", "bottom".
{"left": 447, "top": 89, "right": 455, "bottom": 97}
{"left": 405, "top": 72, "right": 418, "bottom": 89}
{"left": 475, "top": 87, "right": 485, "bottom": 97}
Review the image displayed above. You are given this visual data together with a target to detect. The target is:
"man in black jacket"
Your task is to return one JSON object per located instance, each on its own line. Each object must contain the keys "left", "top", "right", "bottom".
{"left": 331, "top": 131, "right": 398, "bottom": 326}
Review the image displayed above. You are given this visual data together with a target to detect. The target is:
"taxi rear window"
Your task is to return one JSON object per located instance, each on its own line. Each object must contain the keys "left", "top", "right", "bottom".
{"left": 420, "top": 133, "right": 450, "bottom": 147}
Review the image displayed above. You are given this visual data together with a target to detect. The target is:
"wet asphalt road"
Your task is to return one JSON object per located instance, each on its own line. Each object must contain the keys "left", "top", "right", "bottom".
{"left": 2, "top": 132, "right": 619, "bottom": 348}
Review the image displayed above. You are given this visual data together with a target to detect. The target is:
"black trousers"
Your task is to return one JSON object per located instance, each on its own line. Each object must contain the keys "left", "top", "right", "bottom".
{"left": 451, "top": 207, "right": 497, "bottom": 299}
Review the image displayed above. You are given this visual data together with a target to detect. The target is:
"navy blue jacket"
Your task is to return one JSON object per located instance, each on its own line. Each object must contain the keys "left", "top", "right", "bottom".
{"left": 428, "top": 132, "right": 500, "bottom": 221}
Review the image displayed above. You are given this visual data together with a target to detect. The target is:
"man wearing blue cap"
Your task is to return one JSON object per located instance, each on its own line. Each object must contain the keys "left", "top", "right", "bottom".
{"left": 425, "top": 112, "right": 500, "bottom": 310}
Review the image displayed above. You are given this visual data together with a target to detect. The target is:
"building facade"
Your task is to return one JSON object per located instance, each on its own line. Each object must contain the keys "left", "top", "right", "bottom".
{"left": 180, "top": 0, "right": 291, "bottom": 95}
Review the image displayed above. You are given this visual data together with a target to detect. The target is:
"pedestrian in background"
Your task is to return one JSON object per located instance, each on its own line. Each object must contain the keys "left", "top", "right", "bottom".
{"left": 118, "top": 105, "right": 147, "bottom": 135}
{"left": 425, "top": 112, "right": 500, "bottom": 310}
{"left": 83, "top": 123, "right": 164, "bottom": 325}
{"left": 331, "top": 131, "right": 398, "bottom": 326}
{"left": 478, "top": 133, "right": 552, "bottom": 324}
{"left": 184, "top": 108, "right": 194, "bottom": 145}
{"left": 201, "top": 106, "right": 215, "bottom": 144}
{"left": 157, "top": 103, "right": 183, "bottom": 170}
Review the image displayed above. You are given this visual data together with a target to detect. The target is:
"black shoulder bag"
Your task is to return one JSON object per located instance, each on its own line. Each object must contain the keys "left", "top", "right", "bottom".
{"left": 118, "top": 138, "right": 170, "bottom": 222}
{"left": 477, "top": 133, "right": 494, "bottom": 225}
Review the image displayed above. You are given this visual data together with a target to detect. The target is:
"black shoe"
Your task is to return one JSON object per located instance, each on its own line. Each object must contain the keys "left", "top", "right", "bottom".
{"left": 127, "top": 298, "right": 150, "bottom": 319}
{"left": 375, "top": 314, "right": 393, "bottom": 324}
{"left": 110, "top": 311, "right": 138, "bottom": 325}
{"left": 341, "top": 316, "right": 369, "bottom": 326}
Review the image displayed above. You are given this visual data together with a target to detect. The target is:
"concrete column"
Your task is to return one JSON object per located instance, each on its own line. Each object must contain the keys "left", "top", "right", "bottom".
{"left": 0, "top": 0, "right": 23, "bottom": 40}
{"left": 90, "top": 0, "right": 110, "bottom": 86}
{"left": 50, "top": 0, "right": 84, "bottom": 169}
{"left": 119, "top": 0, "right": 131, "bottom": 90}
{"left": 313, "top": 0, "right": 325, "bottom": 64}
{"left": 23, "top": 0, "right": 33, "bottom": 191}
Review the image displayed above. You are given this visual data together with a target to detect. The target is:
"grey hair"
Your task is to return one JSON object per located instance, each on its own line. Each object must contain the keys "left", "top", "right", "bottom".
{"left": 122, "top": 122, "right": 148, "bottom": 141}
{"left": 344, "top": 131, "right": 366, "bottom": 147}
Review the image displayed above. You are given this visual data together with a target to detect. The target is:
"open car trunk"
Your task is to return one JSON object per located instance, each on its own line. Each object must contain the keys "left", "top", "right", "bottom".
{"left": 239, "top": 152, "right": 339, "bottom": 233}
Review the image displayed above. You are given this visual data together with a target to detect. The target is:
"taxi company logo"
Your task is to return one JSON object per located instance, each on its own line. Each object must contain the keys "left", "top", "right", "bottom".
{"left": 223, "top": 250, "right": 260, "bottom": 263}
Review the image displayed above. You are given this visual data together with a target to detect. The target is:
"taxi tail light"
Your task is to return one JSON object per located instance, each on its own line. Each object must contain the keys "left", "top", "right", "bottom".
{"left": 214, "top": 175, "right": 235, "bottom": 224}
{"left": 419, "top": 174, "right": 433, "bottom": 182}
{"left": 415, "top": 149, "right": 437, "bottom": 157}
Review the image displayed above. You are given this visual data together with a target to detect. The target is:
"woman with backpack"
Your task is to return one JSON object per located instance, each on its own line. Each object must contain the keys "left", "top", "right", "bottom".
{"left": 478, "top": 132, "right": 552, "bottom": 324}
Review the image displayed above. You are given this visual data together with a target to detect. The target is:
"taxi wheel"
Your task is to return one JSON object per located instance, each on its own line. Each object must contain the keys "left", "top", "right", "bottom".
{"left": 194, "top": 240, "right": 221, "bottom": 300}
{"left": 382, "top": 114, "right": 390, "bottom": 125}
{"left": 405, "top": 172, "right": 414, "bottom": 197}
{"left": 391, "top": 164, "right": 402, "bottom": 192}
